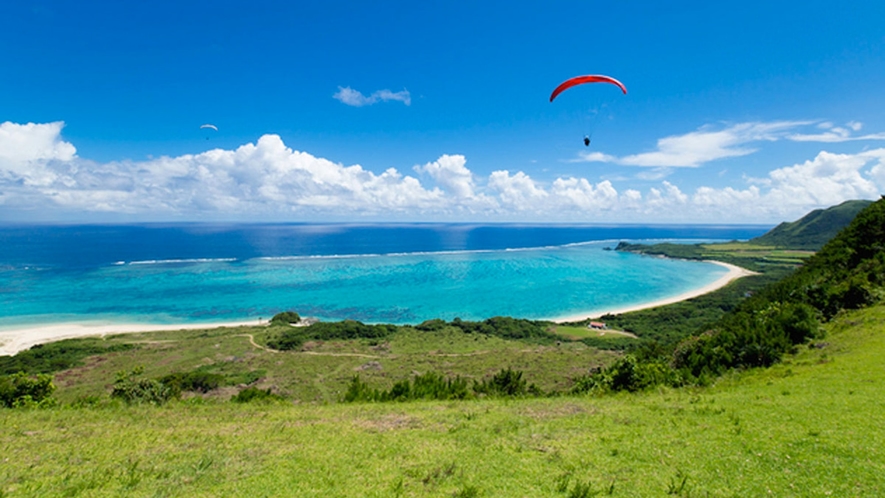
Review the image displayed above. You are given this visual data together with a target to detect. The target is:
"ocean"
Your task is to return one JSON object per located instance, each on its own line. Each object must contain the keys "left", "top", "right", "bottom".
{"left": 0, "top": 223, "right": 770, "bottom": 328}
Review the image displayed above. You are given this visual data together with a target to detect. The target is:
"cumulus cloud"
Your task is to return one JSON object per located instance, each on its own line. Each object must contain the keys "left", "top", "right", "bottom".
{"left": 674, "top": 149, "right": 885, "bottom": 220}
{"left": 550, "top": 178, "right": 619, "bottom": 210}
{"left": 333, "top": 86, "right": 411, "bottom": 106}
{"left": 1, "top": 121, "right": 883, "bottom": 223}
{"left": 487, "top": 170, "right": 548, "bottom": 210}
{"left": 414, "top": 155, "right": 475, "bottom": 198}
{"left": 0, "top": 121, "right": 77, "bottom": 187}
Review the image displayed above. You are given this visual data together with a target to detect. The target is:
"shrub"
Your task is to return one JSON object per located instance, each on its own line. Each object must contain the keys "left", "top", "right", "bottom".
{"left": 160, "top": 370, "right": 225, "bottom": 393}
{"left": 473, "top": 367, "right": 528, "bottom": 397}
{"left": 111, "top": 367, "right": 178, "bottom": 405}
{"left": 270, "top": 310, "right": 301, "bottom": 325}
{"left": 572, "top": 356, "right": 680, "bottom": 394}
{"left": 343, "top": 372, "right": 471, "bottom": 403}
{"left": 452, "top": 316, "right": 558, "bottom": 343}
{"left": 343, "top": 375, "right": 380, "bottom": 402}
{"left": 268, "top": 320, "right": 397, "bottom": 351}
{"left": 0, "top": 372, "right": 56, "bottom": 408}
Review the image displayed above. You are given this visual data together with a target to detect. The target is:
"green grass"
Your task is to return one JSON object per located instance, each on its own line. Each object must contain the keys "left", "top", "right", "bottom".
{"left": 46, "top": 325, "right": 614, "bottom": 404}
{"left": 2, "top": 304, "right": 884, "bottom": 496}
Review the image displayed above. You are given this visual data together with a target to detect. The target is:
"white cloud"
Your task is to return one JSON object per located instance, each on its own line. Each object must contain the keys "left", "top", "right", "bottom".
{"left": 414, "top": 154, "right": 475, "bottom": 198}
{"left": 764, "top": 150, "right": 884, "bottom": 206}
{"left": 1, "top": 121, "right": 883, "bottom": 223}
{"left": 785, "top": 122, "right": 885, "bottom": 142}
{"left": 579, "top": 121, "right": 807, "bottom": 168}
{"left": 333, "top": 86, "right": 411, "bottom": 107}
{"left": 550, "top": 178, "right": 618, "bottom": 210}
{"left": 634, "top": 168, "right": 672, "bottom": 181}
{"left": 673, "top": 149, "right": 885, "bottom": 220}
{"left": 487, "top": 170, "right": 548, "bottom": 210}
{"left": 574, "top": 151, "right": 616, "bottom": 163}
{"left": 579, "top": 120, "right": 885, "bottom": 168}
{"left": 0, "top": 121, "right": 77, "bottom": 187}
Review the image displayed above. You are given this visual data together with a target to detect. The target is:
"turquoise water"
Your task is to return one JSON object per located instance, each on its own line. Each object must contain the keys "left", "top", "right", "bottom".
{"left": 0, "top": 240, "right": 728, "bottom": 327}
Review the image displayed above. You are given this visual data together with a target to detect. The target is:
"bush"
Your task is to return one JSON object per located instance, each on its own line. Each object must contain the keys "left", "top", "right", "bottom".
{"left": 452, "top": 316, "right": 558, "bottom": 343}
{"left": 270, "top": 311, "right": 301, "bottom": 325}
{"left": 572, "top": 356, "right": 681, "bottom": 394}
{"left": 160, "top": 370, "right": 225, "bottom": 393}
{"left": 0, "top": 372, "right": 56, "bottom": 408}
{"left": 343, "top": 375, "right": 380, "bottom": 403}
{"left": 268, "top": 320, "right": 397, "bottom": 351}
{"left": 111, "top": 367, "right": 178, "bottom": 405}
{"left": 473, "top": 368, "right": 528, "bottom": 397}
{"left": 343, "top": 372, "right": 470, "bottom": 403}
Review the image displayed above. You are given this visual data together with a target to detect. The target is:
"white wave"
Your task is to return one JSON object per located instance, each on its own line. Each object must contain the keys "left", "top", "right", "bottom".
{"left": 125, "top": 258, "right": 237, "bottom": 266}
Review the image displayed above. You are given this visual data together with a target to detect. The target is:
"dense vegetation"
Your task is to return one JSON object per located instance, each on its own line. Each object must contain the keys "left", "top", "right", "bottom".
{"left": 267, "top": 319, "right": 397, "bottom": 350}
{"left": 267, "top": 315, "right": 557, "bottom": 352}
{"left": 344, "top": 367, "right": 540, "bottom": 403}
{"left": 581, "top": 197, "right": 885, "bottom": 391}
{"left": 592, "top": 270, "right": 786, "bottom": 345}
{"left": 0, "top": 372, "right": 56, "bottom": 408}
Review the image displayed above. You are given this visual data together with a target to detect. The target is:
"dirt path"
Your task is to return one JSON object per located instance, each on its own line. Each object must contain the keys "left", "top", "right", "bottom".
{"left": 235, "top": 334, "right": 278, "bottom": 353}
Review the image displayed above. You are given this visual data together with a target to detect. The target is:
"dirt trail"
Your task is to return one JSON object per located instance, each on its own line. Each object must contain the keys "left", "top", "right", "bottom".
{"left": 235, "top": 334, "right": 278, "bottom": 353}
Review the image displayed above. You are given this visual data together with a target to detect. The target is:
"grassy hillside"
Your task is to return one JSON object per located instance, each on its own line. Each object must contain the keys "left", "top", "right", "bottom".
{"left": 3, "top": 323, "right": 613, "bottom": 405}
{"left": 2, "top": 303, "right": 883, "bottom": 496}
{"left": 751, "top": 199, "right": 874, "bottom": 250}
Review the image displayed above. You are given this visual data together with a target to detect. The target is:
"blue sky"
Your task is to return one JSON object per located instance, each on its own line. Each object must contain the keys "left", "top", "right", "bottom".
{"left": 1, "top": 0, "right": 884, "bottom": 223}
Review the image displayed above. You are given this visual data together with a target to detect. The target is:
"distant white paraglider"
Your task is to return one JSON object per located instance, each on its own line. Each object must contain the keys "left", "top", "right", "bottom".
{"left": 200, "top": 124, "right": 218, "bottom": 131}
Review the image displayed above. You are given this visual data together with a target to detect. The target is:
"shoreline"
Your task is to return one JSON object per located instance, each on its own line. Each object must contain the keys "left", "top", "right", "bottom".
{"left": 1, "top": 260, "right": 756, "bottom": 356}
{"left": 551, "top": 260, "right": 758, "bottom": 323}
{"left": 0, "top": 320, "right": 261, "bottom": 357}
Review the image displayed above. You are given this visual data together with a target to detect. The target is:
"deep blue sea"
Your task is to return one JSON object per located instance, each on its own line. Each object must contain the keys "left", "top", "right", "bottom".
{"left": 0, "top": 223, "right": 770, "bottom": 328}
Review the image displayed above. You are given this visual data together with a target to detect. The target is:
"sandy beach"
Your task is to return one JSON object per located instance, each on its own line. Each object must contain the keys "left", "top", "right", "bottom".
{"left": 552, "top": 261, "right": 757, "bottom": 323}
{"left": 0, "top": 320, "right": 261, "bottom": 357}
{"left": 1, "top": 260, "right": 756, "bottom": 356}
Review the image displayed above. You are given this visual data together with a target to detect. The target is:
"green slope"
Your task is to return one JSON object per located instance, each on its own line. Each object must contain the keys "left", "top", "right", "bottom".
{"left": 751, "top": 198, "right": 874, "bottom": 250}
{"left": 1, "top": 303, "right": 883, "bottom": 496}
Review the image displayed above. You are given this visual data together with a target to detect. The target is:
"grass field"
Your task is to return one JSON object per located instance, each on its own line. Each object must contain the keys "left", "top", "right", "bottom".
{"left": 45, "top": 325, "right": 615, "bottom": 405}
{"left": 2, "top": 303, "right": 883, "bottom": 496}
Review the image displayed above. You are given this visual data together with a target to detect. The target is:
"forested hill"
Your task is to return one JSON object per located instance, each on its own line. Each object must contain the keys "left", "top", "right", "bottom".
{"left": 671, "top": 196, "right": 885, "bottom": 377}
{"left": 586, "top": 196, "right": 885, "bottom": 390}
{"left": 750, "top": 199, "right": 873, "bottom": 250}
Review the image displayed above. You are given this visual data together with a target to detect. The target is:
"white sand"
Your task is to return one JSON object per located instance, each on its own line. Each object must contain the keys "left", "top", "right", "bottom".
{"left": 0, "top": 320, "right": 261, "bottom": 357}
{"left": 552, "top": 261, "right": 757, "bottom": 323}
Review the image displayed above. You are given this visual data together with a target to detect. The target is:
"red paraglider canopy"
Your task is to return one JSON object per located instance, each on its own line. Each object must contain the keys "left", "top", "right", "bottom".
{"left": 549, "top": 75, "right": 627, "bottom": 102}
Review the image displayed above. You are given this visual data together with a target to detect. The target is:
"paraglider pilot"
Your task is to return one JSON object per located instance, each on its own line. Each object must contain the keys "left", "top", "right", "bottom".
{"left": 583, "top": 136, "right": 591, "bottom": 147}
